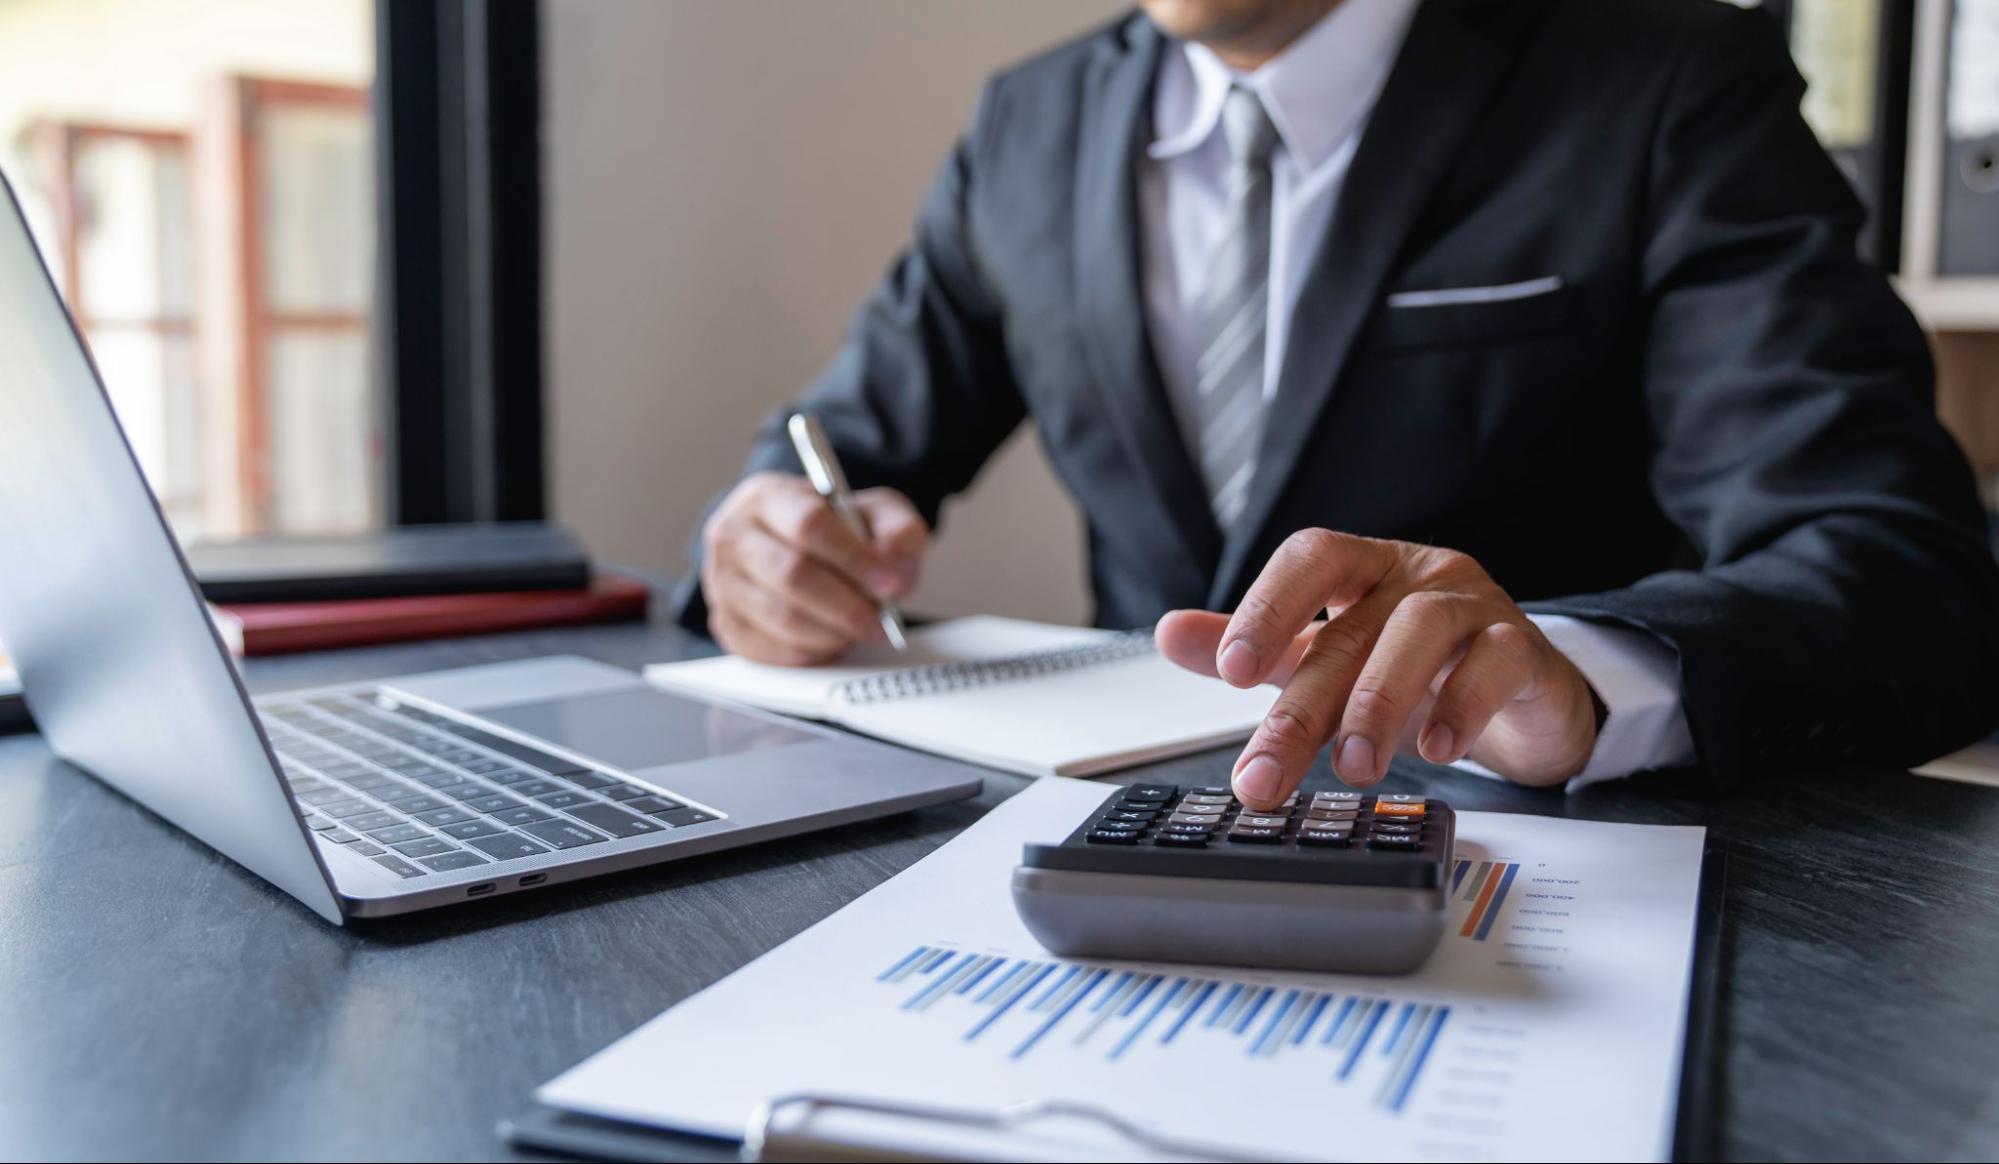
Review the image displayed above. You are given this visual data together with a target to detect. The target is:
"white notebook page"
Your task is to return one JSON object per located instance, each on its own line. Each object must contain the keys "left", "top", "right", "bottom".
{"left": 644, "top": 616, "right": 1277, "bottom": 777}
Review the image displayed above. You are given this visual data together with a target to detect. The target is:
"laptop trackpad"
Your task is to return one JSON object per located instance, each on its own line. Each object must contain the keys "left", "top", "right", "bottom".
{"left": 474, "top": 687, "right": 821, "bottom": 772}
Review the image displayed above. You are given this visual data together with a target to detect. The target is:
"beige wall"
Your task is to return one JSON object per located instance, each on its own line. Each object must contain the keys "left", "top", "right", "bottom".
{"left": 544, "top": 0, "right": 1128, "bottom": 627}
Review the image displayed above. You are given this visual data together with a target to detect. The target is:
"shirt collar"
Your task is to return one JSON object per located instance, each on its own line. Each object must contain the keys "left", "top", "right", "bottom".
{"left": 1148, "top": 0, "right": 1420, "bottom": 171}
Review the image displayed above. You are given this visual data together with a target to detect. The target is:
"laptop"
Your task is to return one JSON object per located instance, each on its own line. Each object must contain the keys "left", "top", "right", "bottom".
{"left": 0, "top": 169, "right": 981, "bottom": 923}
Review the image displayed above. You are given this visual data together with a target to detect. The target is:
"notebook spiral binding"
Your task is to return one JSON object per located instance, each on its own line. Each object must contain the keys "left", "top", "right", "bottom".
{"left": 832, "top": 630, "right": 1157, "bottom": 706}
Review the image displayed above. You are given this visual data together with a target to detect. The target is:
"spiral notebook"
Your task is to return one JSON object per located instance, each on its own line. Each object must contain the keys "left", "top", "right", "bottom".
{"left": 643, "top": 616, "right": 1280, "bottom": 778}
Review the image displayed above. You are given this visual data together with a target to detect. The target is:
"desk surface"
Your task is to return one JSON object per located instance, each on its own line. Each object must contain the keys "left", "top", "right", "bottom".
{"left": 3, "top": 609, "right": 1998, "bottom": 1162}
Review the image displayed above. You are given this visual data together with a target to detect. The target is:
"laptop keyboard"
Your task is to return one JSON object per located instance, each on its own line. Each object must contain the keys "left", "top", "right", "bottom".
{"left": 260, "top": 691, "right": 721, "bottom": 880}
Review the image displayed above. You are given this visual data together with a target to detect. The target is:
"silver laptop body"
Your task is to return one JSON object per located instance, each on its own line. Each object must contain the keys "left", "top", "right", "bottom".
{"left": 0, "top": 169, "right": 980, "bottom": 923}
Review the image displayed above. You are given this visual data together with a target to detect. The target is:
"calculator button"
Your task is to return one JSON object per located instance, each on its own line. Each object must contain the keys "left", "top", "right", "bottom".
{"left": 1087, "top": 829, "right": 1143, "bottom": 845}
{"left": 1238, "top": 815, "right": 1290, "bottom": 829}
{"left": 1306, "top": 808, "right": 1358, "bottom": 822}
{"left": 1313, "top": 790, "right": 1362, "bottom": 802}
{"left": 1297, "top": 830, "right": 1352, "bottom": 848}
{"left": 1103, "top": 809, "right": 1158, "bottom": 824}
{"left": 1156, "top": 824, "right": 1213, "bottom": 837}
{"left": 1152, "top": 833, "right": 1208, "bottom": 848}
{"left": 1374, "top": 801, "right": 1426, "bottom": 818}
{"left": 1367, "top": 833, "right": 1423, "bottom": 850}
{"left": 1181, "top": 794, "right": 1232, "bottom": 807}
{"left": 1089, "top": 820, "right": 1145, "bottom": 834}
{"left": 1126, "top": 784, "right": 1178, "bottom": 801}
{"left": 1189, "top": 786, "right": 1231, "bottom": 797}
{"left": 1169, "top": 811, "right": 1224, "bottom": 825}
{"left": 1376, "top": 792, "right": 1426, "bottom": 804}
{"left": 1369, "top": 821, "right": 1422, "bottom": 836}
{"left": 1226, "top": 826, "right": 1283, "bottom": 843}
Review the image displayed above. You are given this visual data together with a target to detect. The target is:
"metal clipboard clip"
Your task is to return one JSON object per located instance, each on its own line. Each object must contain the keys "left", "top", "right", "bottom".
{"left": 743, "top": 1093, "right": 1289, "bottom": 1163}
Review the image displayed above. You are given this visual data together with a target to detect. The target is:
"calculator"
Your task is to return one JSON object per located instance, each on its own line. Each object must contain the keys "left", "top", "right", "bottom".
{"left": 1011, "top": 783, "right": 1454, "bottom": 975}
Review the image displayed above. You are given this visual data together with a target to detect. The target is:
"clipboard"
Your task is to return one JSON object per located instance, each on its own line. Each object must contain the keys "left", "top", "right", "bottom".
{"left": 500, "top": 847, "right": 1731, "bottom": 1163}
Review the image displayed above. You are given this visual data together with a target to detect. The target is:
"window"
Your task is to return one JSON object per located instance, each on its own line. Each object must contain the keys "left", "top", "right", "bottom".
{"left": 0, "top": 1, "right": 544, "bottom": 719}
{"left": 0, "top": 0, "right": 380, "bottom": 539}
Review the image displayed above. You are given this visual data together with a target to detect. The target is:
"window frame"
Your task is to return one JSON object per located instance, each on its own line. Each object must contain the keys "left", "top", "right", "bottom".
{"left": 376, "top": 0, "right": 545, "bottom": 526}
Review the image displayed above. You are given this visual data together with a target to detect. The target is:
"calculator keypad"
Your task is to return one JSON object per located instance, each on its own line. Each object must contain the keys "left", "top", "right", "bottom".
{"left": 1081, "top": 785, "right": 1438, "bottom": 854}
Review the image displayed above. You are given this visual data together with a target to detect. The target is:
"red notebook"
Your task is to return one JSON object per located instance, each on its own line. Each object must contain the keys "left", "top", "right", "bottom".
{"left": 211, "top": 572, "right": 651, "bottom": 657}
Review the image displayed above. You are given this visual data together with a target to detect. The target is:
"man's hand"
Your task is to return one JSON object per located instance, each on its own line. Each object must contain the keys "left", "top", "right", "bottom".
{"left": 700, "top": 472, "right": 927, "bottom": 665}
{"left": 1156, "top": 530, "right": 1600, "bottom": 810}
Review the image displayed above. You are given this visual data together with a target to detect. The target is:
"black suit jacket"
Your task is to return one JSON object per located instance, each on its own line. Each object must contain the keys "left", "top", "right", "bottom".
{"left": 677, "top": 0, "right": 1999, "bottom": 782}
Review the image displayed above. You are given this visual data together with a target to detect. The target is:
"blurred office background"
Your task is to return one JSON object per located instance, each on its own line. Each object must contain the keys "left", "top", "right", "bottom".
{"left": 0, "top": 0, "right": 1995, "bottom": 631}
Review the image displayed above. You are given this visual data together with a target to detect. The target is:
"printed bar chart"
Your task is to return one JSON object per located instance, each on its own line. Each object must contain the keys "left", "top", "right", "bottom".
{"left": 1452, "top": 858, "right": 1521, "bottom": 940}
{"left": 879, "top": 945, "right": 1451, "bottom": 1113}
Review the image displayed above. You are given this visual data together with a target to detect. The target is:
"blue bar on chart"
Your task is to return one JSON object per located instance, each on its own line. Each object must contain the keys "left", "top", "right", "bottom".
{"left": 875, "top": 946, "right": 1450, "bottom": 1113}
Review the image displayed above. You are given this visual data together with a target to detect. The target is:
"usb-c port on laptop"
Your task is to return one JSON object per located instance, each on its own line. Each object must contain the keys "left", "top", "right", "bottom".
{"left": 518, "top": 873, "right": 547, "bottom": 887}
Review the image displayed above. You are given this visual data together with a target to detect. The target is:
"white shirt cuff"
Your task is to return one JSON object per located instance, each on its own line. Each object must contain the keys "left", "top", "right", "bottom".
{"left": 1451, "top": 614, "right": 1695, "bottom": 789}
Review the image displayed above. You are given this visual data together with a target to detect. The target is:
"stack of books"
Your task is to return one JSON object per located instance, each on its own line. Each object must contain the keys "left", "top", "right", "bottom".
{"left": 187, "top": 523, "right": 650, "bottom": 658}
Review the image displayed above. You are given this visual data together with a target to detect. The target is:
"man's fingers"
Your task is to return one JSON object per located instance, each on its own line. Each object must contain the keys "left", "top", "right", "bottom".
{"left": 853, "top": 488, "right": 927, "bottom": 599}
{"left": 755, "top": 476, "right": 881, "bottom": 587}
{"left": 1218, "top": 529, "right": 1398, "bottom": 689}
{"left": 710, "top": 608, "right": 837, "bottom": 667}
{"left": 719, "top": 565, "right": 862, "bottom": 657}
{"left": 1333, "top": 593, "right": 1486, "bottom": 785}
{"left": 1231, "top": 589, "right": 1401, "bottom": 810}
{"left": 733, "top": 524, "right": 883, "bottom": 639}
{"left": 1156, "top": 609, "right": 1315, "bottom": 685}
{"left": 1419, "top": 622, "right": 1540, "bottom": 765}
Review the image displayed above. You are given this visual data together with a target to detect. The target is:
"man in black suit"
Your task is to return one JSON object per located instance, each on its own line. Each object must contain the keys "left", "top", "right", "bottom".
{"left": 680, "top": 0, "right": 1999, "bottom": 809}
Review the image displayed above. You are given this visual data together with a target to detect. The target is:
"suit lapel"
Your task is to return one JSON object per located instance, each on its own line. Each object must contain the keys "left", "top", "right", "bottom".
{"left": 1075, "top": 18, "right": 1224, "bottom": 580}
{"left": 1208, "top": 0, "right": 1526, "bottom": 606}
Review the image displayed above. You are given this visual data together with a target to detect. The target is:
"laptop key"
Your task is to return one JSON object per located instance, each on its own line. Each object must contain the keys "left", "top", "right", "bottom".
{"left": 466, "top": 794, "right": 521, "bottom": 814}
{"left": 373, "top": 855, "right": 424, "bottom": 879}
{"left": 651, "top": 807, "right": 719, "bottom": 828}
{"left": 481, "top": 768, "right": 538, "bottom": 786}
{"left": 441, "top": 783, "right": 496, "bottom": 802}
{"left": 467, "top": 833, "right": 553, "bottom": 861}
{"left": 341, "top": 773, "right": 401, "bottom": 792}
{"left": 367, "top": 824, "right": 430, "bottom": 844}
{"left": 560, "top": 769, "right": 618, "bottom": 790}
{"left": 414, "top": 806, "right": 476, "bottom": 827}
{"left": 381, "top": 793, "right": 446, "bottom": 813}
{"left": 520, "top": 820, "right": 608, "bottom": 849}
{"left": 347, "top": 841, "right": 385, "bottom": 856}
{"left": 599, "top": 784, "right": 646, "bottom": 801}
{"left": 492, "top": 805, "right": 553, "bottom": 827}
{"left": 321, "top": 827, "right": 359, "bottom": 844}
{"left": 392, "top": 837, "right": 457, "bottom": 858}
{"left": 295, "top": 787, "right": 350, "bottom": 806}
{"left": 300, "top": 814, "right": 337, "bottom": 832}
{"left": 535, "top": 790, "right": 593, "bottom": 809}
{"left": 417, "top": 851, "right": 489, "bottom": 872}
{"left": 507, "top": 778, "right": 563, "bottom": 797}
{"left": 440, "top": 819, "right": 507, "bottom": 840}
{"left": 318, "top": 799, "right": 378, "bottom": 819}
{"left": 345, "top": 811, "right": 401, "bottom": 832}
{"left": 623, "top": 795, "right": 682, "bottom": 814}
{"left": 566, "top": 803, "right": 668, "bottom": 839}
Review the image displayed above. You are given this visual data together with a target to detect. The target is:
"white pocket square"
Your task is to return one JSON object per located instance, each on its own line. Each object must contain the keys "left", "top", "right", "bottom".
{"left": 1385, "top": 275, "right": 1564, "bottom": 309}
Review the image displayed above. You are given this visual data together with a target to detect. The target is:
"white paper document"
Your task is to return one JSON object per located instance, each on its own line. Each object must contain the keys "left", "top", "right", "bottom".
{"left": 540, "top": 778, "right": 1708, "bottom": 1162}
{"left": 644, "top": 616, "right": 1279, "bottom": 778}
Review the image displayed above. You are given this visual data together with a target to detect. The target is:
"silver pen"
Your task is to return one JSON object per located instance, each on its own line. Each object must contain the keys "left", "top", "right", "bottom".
{"left": 786, "top": 412, "right": 911, "bottom": 652}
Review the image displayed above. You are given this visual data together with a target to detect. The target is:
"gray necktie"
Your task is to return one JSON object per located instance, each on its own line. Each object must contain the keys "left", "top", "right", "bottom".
{"left": 1193, "top": 86, "right": 1279, "bottom": 528}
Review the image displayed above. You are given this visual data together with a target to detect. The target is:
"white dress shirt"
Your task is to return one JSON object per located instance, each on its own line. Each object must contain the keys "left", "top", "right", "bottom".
{"left": 1136, "top": 0, "right": 1694, "bottom": 784}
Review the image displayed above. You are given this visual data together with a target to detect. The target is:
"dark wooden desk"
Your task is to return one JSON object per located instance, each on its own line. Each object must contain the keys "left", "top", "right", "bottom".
{"left": 3, "top": 612, "right": 1998, "bottom": 1162}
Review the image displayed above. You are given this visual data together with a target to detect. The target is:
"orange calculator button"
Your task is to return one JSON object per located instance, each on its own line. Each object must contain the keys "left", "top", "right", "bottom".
{"left": 1373, "top": 800, "right": 1426, "bottom": 817}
